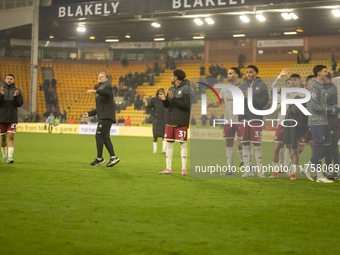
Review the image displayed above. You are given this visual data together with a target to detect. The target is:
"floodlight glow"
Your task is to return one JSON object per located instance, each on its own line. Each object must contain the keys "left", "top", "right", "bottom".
{"left": 281, "top": 13, "right": 292, "bottom": 20}
{"left": 193, "top": 36, "right": 205, "bottom": 39}
{"left": 256, "top": 15, "right": 266, "bottom": 22}
{"left": 332, "top": 10, "right": 340, "bottom": 17}
{"left": 233, "top": 34, "right": 245, "bottom": 37}
{"left": 194, "top": 18, "right": 204, "bottom": 25}
{"left": 289, "top": 13, "right": 298, "bottom": 20}
{"left": 151, "top": 22, "right": 161, "bottom": 28}
{"left": 105, "top": 39, "right": 119, "bottom": 42}
{"left": 77, "top": 27, "right": 86, "bottom": 32}
{"left": 240, "top": 15, "right": 250, "bottom": 23}
{"left": 205, "top": 18, "right": 214, "bottom": 24}
{"left": 154, "top": 38, "right": 164, "bottom": 41}
{"left": 284, "top": 32, "right": 297, "bottom": 35}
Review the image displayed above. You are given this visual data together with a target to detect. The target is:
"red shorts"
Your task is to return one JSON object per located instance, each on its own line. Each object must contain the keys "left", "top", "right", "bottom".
{"left": 164, "top": 125, "right": 188, "bottom": 142}
{"left": 238, "top": 121, "right": 262, "bottom": 143}
{"left": 274, "top": 125, "right": 284, "bottom": 143}
{"left": 223, "top": 124, "right": 240, "bottom": 139}
{"left": 0, "top": 123, "right": 17, "bottom": 135}
{"left": 298, "top": 130, "right": 313, "bottom": 145}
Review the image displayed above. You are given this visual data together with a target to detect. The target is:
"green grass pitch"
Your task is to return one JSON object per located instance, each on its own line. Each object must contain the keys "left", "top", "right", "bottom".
{"left": 0, "top": 133, "right": 340, "bottom": 255}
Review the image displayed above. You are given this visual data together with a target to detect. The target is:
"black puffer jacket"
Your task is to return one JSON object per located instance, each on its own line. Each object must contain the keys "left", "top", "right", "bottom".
{"left": 147, "top": 89, "right": 167, "bottom": 137}
{"left": 0, "top": 83, "right": 24, "bottom": 123}
{"left": 88, "top": 80, "right": 116, "bottom": 122}
{"left": 163, "top": 79, "right": 191, "bottom": 127}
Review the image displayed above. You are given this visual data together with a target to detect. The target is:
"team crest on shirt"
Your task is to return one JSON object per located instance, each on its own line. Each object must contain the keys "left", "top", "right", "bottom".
{"left": 302, "top": 138, "right": 305, "bottom": 142}
{"left": 312, "top": 92, "right": 317, "bottom": 98}
{"left": 256, "top": 87, "right": 259, "bottom": 90}
{"left": 178, "top": 91, "right": 182, "bottom": 94}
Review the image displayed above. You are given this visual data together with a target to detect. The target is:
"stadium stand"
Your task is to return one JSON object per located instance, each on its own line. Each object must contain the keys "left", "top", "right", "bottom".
{"left": 1, "top": 58, "right": 331, "bottom": 126}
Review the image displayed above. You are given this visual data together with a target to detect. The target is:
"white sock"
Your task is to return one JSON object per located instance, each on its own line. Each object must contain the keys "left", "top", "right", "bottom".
{"left": 8, "top": 147, "right": 14, "bottom": 158}
{"left": 1, "top": 146, "right": 7, "bottom": 158}
{"left": 162, "top": 140, "right": 167, "bottom": 151}
{"left": 242, "top": 145, "right": 250, "bottom": 171}
{"left": 249, "top": 148, "right": 253, "bottom": 166}
{"left": 237, "top": 149, "right": 243, "bottom": 163}
{"left": 284, "top": 148, "right": 291, "bottom": 167}
{"left": 273, "top": 162, "right": 279, "bottom": 173}
{"left": 166, "top": 142, "right": 174, "bottom": 170}
{"left": 279, "top": 148, "right": 284, "bottom": 166}
{"left": 180, "top": 142, "right": 188, "bottom": 170}
{"left": 153, "top": 142, "right": 157, "bottom": 152}
{"left": 254, "top": 146, "right": 263, "bottom": 173}
{"left": 226, "top": 146, "right": 234, "bottom": 167}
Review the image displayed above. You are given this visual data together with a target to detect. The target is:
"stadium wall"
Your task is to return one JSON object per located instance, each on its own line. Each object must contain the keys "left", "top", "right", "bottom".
{"left": 17, "top": 123, "right": 276, "bottom": 141}
{"left": 206, "top": 35, "right": 340, "bottom": 63}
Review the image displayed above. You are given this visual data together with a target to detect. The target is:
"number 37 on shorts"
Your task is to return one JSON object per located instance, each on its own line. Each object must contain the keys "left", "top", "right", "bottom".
{"left": 164, "top": 125, "right": 188, "bottom": 142}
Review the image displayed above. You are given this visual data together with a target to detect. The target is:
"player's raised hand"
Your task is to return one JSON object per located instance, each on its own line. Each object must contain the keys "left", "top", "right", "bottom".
{"left": 14, "top": 89, "right": 19, "bottom": 96}
{"left": 0, "top": 86, "right": 4, "bottom": 95}
{"left": 158, "top": 91, "right": 166, "bottom": 101}
{"left": 279, "top": 68, "right": 290, "bottom": 77}
{"left": 82, "top": 112, "right": 89, "bottom": 118}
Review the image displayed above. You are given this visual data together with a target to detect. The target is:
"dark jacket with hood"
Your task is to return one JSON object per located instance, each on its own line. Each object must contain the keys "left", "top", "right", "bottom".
{"left": 147, "top": 89, "right": 167, "bottom": 137}
{"left": 163, "top": 79, "right": 191, "bottom": 127}
{"left": 282, "top": 96, "right": 309, "bottom": 149}
{"left": 88, "top": 79, "right": 116, "bottom": 122}
{"left": 0, "top": 82, "right": 24, "bottom": 123}
{"left": 238, "top": 77, "right": 269, "bottom": 121}
{"left": 325, "top": 83, "right": 338, "bottom": 129}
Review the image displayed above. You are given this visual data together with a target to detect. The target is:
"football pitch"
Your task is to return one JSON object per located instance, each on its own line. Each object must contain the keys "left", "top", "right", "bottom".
{"left": 1, "top": 133, "right": 340, "bottom": 255}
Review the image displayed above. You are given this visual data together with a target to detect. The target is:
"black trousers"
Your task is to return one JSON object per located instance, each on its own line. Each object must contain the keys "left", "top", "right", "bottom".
{"left": 96, "top": 119, "right": 115, "bottom": 158}
{"left": 325, "top": 127, "right": 339, "bottom": 176}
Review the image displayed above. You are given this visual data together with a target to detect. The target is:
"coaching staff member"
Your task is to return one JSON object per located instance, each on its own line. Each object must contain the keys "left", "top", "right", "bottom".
{"left": 82, "top": 72, "right": 120, "bottom": 167}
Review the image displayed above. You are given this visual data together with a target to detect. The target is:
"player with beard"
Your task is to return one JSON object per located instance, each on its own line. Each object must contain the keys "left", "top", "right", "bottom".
{"left": 238, "top": 65, "right": 269, "bottom": 178}
{"left": 301, "top": 65, "right": 339, "bottom": 183}
{"left": 0, "top": 74, "right": 24, "bottom": 163}
{"left": 208, "top": 67, "right": 243, "bottom": 174}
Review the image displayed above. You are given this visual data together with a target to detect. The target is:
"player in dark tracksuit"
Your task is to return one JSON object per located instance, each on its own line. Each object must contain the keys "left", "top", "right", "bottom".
{"left": 324, "top": 73, "right": 339, "bottom": 179}
{"left": 82, "top": 72, "right": 120, "bottom": 167}
{"left": 282, "top": 95, "right": 309, "bottom": 179}
{"left": 302, "top": 65, "right": 339, "bottom": 183}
